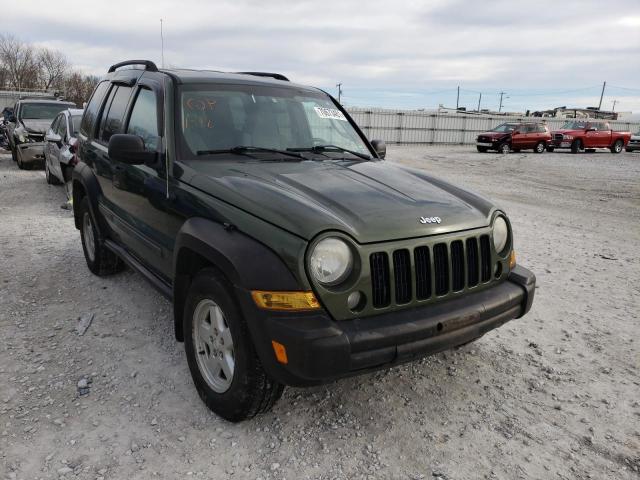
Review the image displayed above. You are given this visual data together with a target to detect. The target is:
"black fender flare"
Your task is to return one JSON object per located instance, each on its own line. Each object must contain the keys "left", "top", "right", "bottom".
{"left": 71, "top": 161, "right": 107, "bottom": 235}
{"left": 172, "top": 217, "right": 303, "bottom": 341}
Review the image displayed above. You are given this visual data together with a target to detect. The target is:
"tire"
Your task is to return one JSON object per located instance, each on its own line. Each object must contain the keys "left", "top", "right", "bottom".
{"left": 610, "top": 139, "right": 624, "bottom": 154}
{"left": 11, "top": 146, "right": 17, "bottom": 162}
{"left": 546, "top": 146, "right": 555, "bottom": 152}
{"left": 45, "top": 161, "right": 61, "bottom": 185}
{"left": 16, "top": 148, "right": 28, "bottom": 169}
{"left": 533, "top": 142, "right": 545, "bottom": 154}
{"left": 476, "top": 146, "right": 488, "bottom": 153}
{"left": 571, "top": 140, "right": 582, "bottom": 154}
{"left": 78, "top": 196, "right": 124, "bottom": 276}
{"left": 499, "top": 143, "right": 510, "bottom": 154}
{"left": 184, "top": 268, "right": 284, "bottom": 422}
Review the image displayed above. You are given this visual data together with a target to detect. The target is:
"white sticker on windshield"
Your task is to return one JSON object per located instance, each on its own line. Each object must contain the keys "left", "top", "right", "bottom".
{"left": 314, "top": 107, "right": 347, "bottom": 121}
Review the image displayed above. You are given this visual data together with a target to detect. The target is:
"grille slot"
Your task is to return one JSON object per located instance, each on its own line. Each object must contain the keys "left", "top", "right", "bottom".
{"left": 433, "top": 243, "right": 449, "bottom": 295}
{"left": 480, "top": 235, "right": 491, "bottom": 282}
{"left": 370, "top": 252, "right": 390, "bottom": 308}
{"left": 414, "top": 246, "right": 431, "bottom": 300}
{"left": 450, "top": 240, "right": 465, "bottom": 292}
{"left": 466, "top": 237, "right": 479, "bottom": 287}
{"left": 393, "top": 249, "right": 412, "bottom": 304}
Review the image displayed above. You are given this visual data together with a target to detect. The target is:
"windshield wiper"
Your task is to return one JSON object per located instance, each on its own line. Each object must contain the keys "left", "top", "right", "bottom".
{"left": 288, "top": 144, "right": 371, "bottom": 161}
{"left": 197, "top": 146, "right": 307, "bottom": 161}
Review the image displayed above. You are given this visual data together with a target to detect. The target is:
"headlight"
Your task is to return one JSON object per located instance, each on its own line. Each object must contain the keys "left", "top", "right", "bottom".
{"left": 309, "top": 237, "right": 353, "bottom": 285}
{"left": 492, "top": 216, "right": 509, "bottom": 254}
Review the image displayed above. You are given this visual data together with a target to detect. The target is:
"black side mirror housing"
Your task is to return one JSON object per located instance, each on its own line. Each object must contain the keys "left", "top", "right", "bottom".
{"left": 108, "top": 134, "right": 156, "bottom": 165}
{"left": 371, "top": 139, "right": 386, "bottom": 159}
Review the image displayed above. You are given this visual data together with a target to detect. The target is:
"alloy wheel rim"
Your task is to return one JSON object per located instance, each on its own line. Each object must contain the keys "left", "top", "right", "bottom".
{"left": 82, "top": 212, "right": 96, "bottom": 262}
{"left": 193, "top": 299, "right": 235, "bottom": 393}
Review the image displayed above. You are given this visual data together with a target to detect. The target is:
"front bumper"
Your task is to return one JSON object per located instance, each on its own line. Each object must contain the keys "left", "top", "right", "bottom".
{"left": 238, "top": 265, "right": 536, "bottom": 386}
{"left": 17, "top": 142, "right": 45, "bottom": 164}
{"left": 626, "top": 142, "right": 640, "bottom": 151}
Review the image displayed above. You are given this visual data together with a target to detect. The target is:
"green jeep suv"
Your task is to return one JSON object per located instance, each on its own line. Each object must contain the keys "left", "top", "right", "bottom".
{"left": 73, "top": 60, "right": 536, "bottom": 422}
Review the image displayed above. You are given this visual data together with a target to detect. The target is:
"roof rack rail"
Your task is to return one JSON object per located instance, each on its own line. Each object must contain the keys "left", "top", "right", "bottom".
{"left": 237, "top": 72, "right": 289, "bottom": 82}
{"left": 108, "top": 60, "right": 158, "bottom": 73}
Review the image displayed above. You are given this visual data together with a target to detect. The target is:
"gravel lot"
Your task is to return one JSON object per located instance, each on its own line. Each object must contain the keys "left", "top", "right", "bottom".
{"left": 1, "top": 146, "right": 639, "bottom": 480}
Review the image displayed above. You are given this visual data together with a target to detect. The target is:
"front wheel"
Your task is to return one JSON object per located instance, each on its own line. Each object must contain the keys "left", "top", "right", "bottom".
{"left": 499, "top": 143, "right": 510, "bottom": 154}
{"left": 16, "top": 148, "right": 29, "bottom": 170}
{"left": 571, "top": 140, "right": 583, "bottom": 154}
{"left": 610, "top": 139, "right": 624, "bottom": 153}
{"left": 534, "top": 142, "right": 545, "bottom": 154}
{"left": 546, "top": 146, "right": 555, "bottom": 152}
{"left": 184, "top": 269, "right": 284, "bottom": 422}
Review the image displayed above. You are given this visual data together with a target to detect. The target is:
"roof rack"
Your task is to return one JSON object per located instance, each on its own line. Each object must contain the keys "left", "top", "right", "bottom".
{"left": 237, "top": 72, "right": 289, "bottom": 82}
{"left": 108, "top": 60, "right": 158, "bottom": 73}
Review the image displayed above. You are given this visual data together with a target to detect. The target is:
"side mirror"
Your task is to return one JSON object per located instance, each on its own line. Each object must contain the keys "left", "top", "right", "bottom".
{"left": 45, "top": 131, "right": 62, "bottom": 143}
{"left": 8, "top": 114, "right": 16, "bottom": 123}
{"left": 108, "top": 134, "right": 156, "bottom": 165}
{"left": 513, "top": 130, "right": 520, "bottom": 135}
{"left": 370, "top": 139, "right": 386, "bottom": 159}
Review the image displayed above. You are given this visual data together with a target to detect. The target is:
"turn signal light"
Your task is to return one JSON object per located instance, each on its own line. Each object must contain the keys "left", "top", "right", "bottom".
{"left": 509, "top": 250, "right": 517, "bottom": 269}
{"left": 271, "top": 340, "right": 289, "bottom": 364}
{"left": 251, "top": 291, "right": 320, "bottom": 311}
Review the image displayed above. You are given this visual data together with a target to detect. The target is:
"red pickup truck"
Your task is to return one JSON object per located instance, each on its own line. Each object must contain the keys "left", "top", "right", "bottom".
{"left": 549, "top": 120, "right": 631, "bottom": 153}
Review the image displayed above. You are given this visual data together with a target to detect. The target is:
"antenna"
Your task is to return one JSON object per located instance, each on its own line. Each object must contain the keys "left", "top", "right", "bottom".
{"left": 160, "top": 18, "right": 165, "bottom": 68}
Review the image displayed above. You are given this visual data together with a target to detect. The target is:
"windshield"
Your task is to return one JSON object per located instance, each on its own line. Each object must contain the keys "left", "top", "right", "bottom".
{"left": 21, "top": 103, "right": 73, "bottom": 120}
{"left": 561, "top": 121, "right": 588, "bottom": 130}
{"left": 491, "top": 123, "right": 518, "bottom": 133}
{"left": 70, "top": 115, "right": 82, "bottom": 136}
{"left": 177, "top": 84, "right": 370, "bottom": 160}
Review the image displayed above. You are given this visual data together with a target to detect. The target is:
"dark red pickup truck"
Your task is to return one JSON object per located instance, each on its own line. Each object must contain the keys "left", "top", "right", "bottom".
{"left": 549, "top": 120, "right": 631, "bottom": 153}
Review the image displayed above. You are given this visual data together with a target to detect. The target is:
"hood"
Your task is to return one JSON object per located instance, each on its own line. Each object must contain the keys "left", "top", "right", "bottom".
{"left": 184, "top": 159, "right": 497, "bottom": 243}
{"left": 21, "top": 119, "right": 53, "bottom": 134}
{"left": 478, "top": 131, "right": 509, "bottom": 139}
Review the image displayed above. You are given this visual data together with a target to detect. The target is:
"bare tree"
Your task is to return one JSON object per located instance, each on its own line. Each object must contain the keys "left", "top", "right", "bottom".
{"left": 0, "top": 35, "right": 39, "bottom": 90}
{"left": 38, "top": 48, "right": 69, "bottom": 90}
{"left": 62, "top": 72, "right": 99, "bottom": 107}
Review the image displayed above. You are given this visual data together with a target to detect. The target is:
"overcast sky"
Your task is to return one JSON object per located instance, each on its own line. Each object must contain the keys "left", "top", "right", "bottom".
{"left": 5, "top": 0, "right": 640, "bottom": 114}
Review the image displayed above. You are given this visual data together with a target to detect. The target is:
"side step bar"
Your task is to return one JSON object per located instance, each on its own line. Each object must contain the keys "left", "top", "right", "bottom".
{"left": 104, "top": 239, "right": 172, "bottom": 300}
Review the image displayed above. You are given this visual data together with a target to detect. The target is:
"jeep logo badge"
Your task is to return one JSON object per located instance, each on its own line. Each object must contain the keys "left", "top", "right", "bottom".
{"left": 419, "top": 216, "right": 441, "bottom": 224}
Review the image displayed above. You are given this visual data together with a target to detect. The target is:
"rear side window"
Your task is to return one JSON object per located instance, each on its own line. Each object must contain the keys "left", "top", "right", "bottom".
{"left": 537, "top": 124, "right": 548, "bottom": 133}
{"left": 126, "top": 88, "right": 159, "bottom": 150}
{"left": 80, "top": 81, "right": 110, "bottom": 137}
{"left": 100, "top": 86, "right": 133, "bottom": 143}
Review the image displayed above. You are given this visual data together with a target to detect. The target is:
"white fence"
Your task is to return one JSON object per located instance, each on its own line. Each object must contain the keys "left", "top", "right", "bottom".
{"left": 346, "top": 107, "right": 640, "bottom": 145}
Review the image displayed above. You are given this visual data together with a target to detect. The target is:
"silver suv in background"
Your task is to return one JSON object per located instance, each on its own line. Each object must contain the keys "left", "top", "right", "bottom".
{"left": 6, "top": 98, "right": 76, "bottom": 169}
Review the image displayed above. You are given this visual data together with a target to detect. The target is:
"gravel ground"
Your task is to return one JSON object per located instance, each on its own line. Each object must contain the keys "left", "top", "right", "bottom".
{"left": 1, "top": 146, "right": 639, "bottom": 480}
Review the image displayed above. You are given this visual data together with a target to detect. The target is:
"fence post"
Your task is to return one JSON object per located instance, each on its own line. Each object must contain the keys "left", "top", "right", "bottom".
{"left": 397, "top": 112, "right": 404, "bottom": 144}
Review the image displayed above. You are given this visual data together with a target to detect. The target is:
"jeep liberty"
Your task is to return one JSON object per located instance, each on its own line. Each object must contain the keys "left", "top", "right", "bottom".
{"left": 73, "top": 60, "right": 536, "bottom": 422}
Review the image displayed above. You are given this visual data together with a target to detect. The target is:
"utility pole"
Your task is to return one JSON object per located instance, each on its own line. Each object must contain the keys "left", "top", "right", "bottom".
{"left": 477, "top": 92, "right": 482, "bottom": 112}
{"left": 336, "top": 83, "right": 343, "bottom": 103}
{"left": 160, "top": 19, "right": 165, "bottom": 68}
{"left": 598, "top": 81, "right": 606, "bottom": 110}
{"left": 456, "top": 86, "right": 460, "bottom": 109}
{"left": 611, "top": 99, "right": 618, "bottom": 112}
{"left": 498, "top": 91, "right": 506, "bottom": 113}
